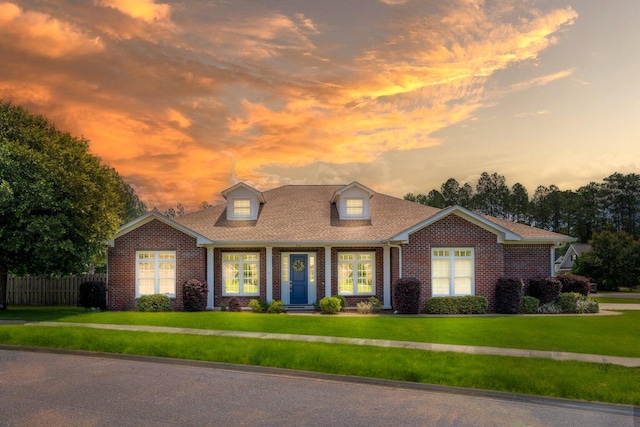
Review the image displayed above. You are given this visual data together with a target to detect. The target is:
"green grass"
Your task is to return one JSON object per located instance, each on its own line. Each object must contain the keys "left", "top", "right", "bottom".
{"left": 0, "top": 325, "right": 638, "bottom": 405}
{"left": 2, "top": 306, "right": 640, "bottom": 357}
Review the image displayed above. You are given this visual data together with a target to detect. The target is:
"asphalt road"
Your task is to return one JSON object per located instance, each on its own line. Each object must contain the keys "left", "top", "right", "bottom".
{"left": 0, "top": 348, "right": 637, "bottom": 427}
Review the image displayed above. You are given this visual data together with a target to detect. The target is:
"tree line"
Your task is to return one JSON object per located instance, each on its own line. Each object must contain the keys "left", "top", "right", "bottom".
{"left": 404, "top": 171, "right": 640, "bottom": 242}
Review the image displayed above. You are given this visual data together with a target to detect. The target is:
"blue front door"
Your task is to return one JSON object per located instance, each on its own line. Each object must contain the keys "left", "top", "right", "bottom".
{"left": 290, "top": 254, "right": 308, "bottom": 304}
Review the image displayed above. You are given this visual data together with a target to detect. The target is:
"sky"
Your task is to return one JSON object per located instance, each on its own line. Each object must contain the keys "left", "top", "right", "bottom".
{"left": 2, "top": 0, "right": 640, "bottom": 211}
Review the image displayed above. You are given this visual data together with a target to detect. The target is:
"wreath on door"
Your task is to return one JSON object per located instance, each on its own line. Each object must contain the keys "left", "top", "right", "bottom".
{"left": 292, "top": 259, "right": 306, "bottom": 272}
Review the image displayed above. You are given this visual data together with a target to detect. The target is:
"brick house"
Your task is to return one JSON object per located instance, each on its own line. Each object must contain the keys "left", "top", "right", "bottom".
{"left": 107, "top": 182, "right": 574, "bottom": 311}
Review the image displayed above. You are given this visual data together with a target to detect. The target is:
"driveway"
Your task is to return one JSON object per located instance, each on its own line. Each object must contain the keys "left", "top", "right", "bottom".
{"left": 0, "top": 348, "right": 636, "bottom": 427}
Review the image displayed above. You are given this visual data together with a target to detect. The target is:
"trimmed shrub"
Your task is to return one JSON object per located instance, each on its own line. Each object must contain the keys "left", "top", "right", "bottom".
{"left": 267, "top": 300, "right": 285, "bottom": 313}
{"left": 332, "top": 295, "right": 347, "bottom": 311}
{"left": 368, "top": 296, "right": 383, "bottom": 313}
{"left": 137, "top": 294, "right": 172, "bottom": 312}
{"left": 556, "top": 274, "right": 591, "bottom": 296}
{"left": 538, "top": 302, "right": 561, "bottom": 314}
{"left": 228, "top": 297, "right": 241, "bottom": 312}
{"left": 557, "top": 292, "right": 600, "bottom": 313}
{"left": 248, "top": 299, "right": 263, "bottom": 313}
{"left": 520, "top": 296, "right": 540, "bottom": 314}
{"left": 495, "top": 278, "right": 524, "bottom": 314}
{"left": 527, "top": 277, "right": 562, "bottom": 304}
{"left": 182, "top": 279, "right": 208, "bottom": 312}
{"left": 318, "top": 297, "right": 342, "bottom": 314}
{"left": 78, "top": 281, "right": 107, "bottom": 310}
{"left": 424, "top": 296, "right": 488, "bottom": 315}
{"left": 393, "top": 277, "right": 421, "bottom": 314}
{"left": 356, "top": 301, "right": 372, "bottom": 314}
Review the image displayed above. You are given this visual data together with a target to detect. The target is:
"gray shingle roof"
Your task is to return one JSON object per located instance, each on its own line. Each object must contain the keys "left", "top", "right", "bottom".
{"left": 173, "top": 184, "right": 572, "bottom": 244}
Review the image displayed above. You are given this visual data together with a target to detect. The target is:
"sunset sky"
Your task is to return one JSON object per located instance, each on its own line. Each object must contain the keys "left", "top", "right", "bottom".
{"left": 2, "top": 0, "right": 639, "bottom": 211}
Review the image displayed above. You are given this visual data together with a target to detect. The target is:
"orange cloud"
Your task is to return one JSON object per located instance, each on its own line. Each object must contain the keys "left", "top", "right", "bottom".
{"left": 96, "top": 0, "right": 171, "bottom": 23}
{"left": 0, "top": 2, "right": 103, "bottom": 58}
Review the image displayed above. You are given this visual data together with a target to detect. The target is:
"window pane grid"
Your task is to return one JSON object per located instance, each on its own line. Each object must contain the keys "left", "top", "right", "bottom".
{"left": 338, "top": 252, "right": 374, "bottom": 295}
{"left": 136, "top": 251, "right": 176, "bottom": 297}
{"left": 431, "top": 248, "right": 473, "bottom": 296}
{"left": 223, "top": 253, "right": 259, "bottom": 295}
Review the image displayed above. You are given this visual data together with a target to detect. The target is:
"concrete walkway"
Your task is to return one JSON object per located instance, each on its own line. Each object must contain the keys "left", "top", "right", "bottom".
{"left": 24, "top": 318, "right": 640, "bottom": 368}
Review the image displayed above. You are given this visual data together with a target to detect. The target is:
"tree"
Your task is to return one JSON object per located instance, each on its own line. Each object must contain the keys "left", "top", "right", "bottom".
{"left": 573, "top": 230, "right": 640, "bottom": 291}
{"left": 508, "top": 182, "right": 529, "bottom": 223}
{"left": 0, "top": 102, "right": 127, "bottom": 309}
{"left": 472, "top": 172, "right": 510, "bottom": 218}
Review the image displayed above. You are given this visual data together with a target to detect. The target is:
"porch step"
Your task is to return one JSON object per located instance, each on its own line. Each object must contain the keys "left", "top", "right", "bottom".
{"left": 285, "top": 305, "right": 315, "bottom": 312}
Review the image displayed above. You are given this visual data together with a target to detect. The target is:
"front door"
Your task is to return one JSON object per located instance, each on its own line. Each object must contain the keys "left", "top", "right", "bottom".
{"left": 290, "top": 254, "right": 308, "bottom": 304}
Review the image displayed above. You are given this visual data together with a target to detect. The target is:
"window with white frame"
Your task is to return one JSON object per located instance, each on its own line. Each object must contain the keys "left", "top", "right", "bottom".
{"left": 136, "top": 251, "right": 176, "bottom": 297}
{"left": 338, "top": 252, "right": 374, "bottom": 295}
{"left": 223, "top": 253, "right": 259, "bottom": 295}
{"left": 431, "top": 248, "right": 474, "bottom": 296}
{"left": 345, "top": 198, "right": 364, "bottom": 216}
{"left": 233, "top": 199, "right": 251, "bottom": 217}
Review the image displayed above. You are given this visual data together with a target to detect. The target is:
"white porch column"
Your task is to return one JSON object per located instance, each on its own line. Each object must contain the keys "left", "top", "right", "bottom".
{"left": 550, "top": 246, "right": 557, "bottom": 277}
{"left": 266, "top": 246, "right": 273, "bottom": 302}
{"left": 383, "top": 245, "right": 391, "bottom": 309}
{"left": 324, "top": 246, "right": 332, "bottom": 298}
{"left": 207, "top": 247, "right": 214, "bottom": 309}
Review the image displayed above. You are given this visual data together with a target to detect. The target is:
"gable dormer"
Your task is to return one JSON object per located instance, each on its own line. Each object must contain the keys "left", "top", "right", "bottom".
{"left": 221, "top": 182, "right": 265, "bottom": 221}
{"left": 331, "top": 182, "right": 375, "bottom": 220}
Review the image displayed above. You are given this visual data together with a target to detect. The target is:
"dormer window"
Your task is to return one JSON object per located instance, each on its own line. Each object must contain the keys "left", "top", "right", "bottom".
{"left": 233, "top": 199, "right": 252, "bottom": 217}
{"left": 331, "top": 182, "right": 374, "bottom": 220}
{"left": 345, "top": 198, "right": 364, "bottom": 216}
{"left": 222, "top": 182, "right": 265, "bottom": 221}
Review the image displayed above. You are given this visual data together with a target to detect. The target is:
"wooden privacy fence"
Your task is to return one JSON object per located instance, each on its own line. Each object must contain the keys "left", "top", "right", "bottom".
{"left": 7, "top": 274, "right": 107, "bottom": 306}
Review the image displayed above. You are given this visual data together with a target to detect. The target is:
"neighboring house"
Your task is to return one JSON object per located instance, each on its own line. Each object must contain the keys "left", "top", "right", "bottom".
{"left": 555, "top": 243, "right": 591, "bottom": 274}
{"left": 107, "top": 182, "right": 575, "bottom": 312}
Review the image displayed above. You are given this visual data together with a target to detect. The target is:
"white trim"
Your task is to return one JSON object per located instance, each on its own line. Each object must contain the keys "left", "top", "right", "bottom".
{"left": 221, "top": 252, "right": 260, "bottom": 296}
{"left": 207, "top": 247, "right": 214, "bottom": 309}
{"left": 383, "top": 245, "right": 391, "bottom": 309}
{"left": 281, "top": 252, "right": 317, "bottom": 305}
{"left": 266, "top": 247, "right": 273, "bottom": 302}
{"left": 431, "top": 247, "right": 475, "bottom": 297}
{"left": 391, "top": 206, "right": 522, "bottom": 243}
{"left": 107, "top": 211, "right": 212, "bottom": 246}
{"left": 336, "top": 251, "right": 376, "bottom": 296}
{"left": 135, "top": 250, "right": 176, "bottom": 298}
{"left": 324, "top": 246, "right": 332, "bottom": 298}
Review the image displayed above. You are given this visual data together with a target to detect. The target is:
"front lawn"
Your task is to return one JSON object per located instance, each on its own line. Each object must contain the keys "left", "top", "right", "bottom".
{"left": 2, "top": 307, "right": 640, "bottom": 405}
{"left": 1, "top": 306, "right": 640, "bottom": 357}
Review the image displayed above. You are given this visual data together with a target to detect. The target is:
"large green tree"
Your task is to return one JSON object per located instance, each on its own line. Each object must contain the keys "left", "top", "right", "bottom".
{"left": 0, "top": 102, "right": 128, "bottom": 308}
{"left": 573, "top": 230, "right": 640, "bottom": 291}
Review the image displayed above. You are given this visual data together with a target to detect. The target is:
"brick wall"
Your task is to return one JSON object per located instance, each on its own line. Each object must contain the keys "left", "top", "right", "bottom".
{"left": 398, "top": 215, "right": 555, "bottom": 312}
{"left": 400, "top": 214, "right": 504, "bottom": 311}
{"left": 107, "top": 219, "right": 206, "bottom": 310}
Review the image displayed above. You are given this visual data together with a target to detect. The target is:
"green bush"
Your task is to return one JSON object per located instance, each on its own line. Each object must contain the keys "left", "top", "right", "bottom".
{"left": 182, "top": 279, "right": 208, "bottom": 312}
{"left": 557, "top": 292, "right": 599, "bottom": 313}
{"left": 228, "top": 297, "right": 241, "bottom": 312}
{"left": 495, "top": 278, "right": 524, "bottom": 314}
{"left": 368, "top": 296, "right": 383, "bottom": 313}
{"left": 556, "top": 274, "right": 591, "bottom": 296}
{"left": 78, "top": 281, "right": 107, "bottom": 310}
{"left": 527, "top": 277, "right": 562, "bottom": 304}
{"left": 393, "top": 277, "right": 421, "bottom": 314}
{"left": 137, "top": 294, "right": 172, "bottom": 312}
{"left": 424, "top": 296, "right": 488, "bottom": 314}
{"left": 267, "top": 300, "right": 285, "bottom": 313}
{"left": 537, "top": 302, "right": 561, "bottom": 314}
{"left": 356, "top": 301, "right": 372, "bottom": 314}
{"left": 318, "top": 297, "right": 342, "bottom": 314}
{"left": 332, "top": 295, "right": 347, "bottom": 311}
{"left": 248, "top": 299, "right": 263, "bottom": 313}
{"left": 520, "top": 296, "right": 540, "bottom": 314}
